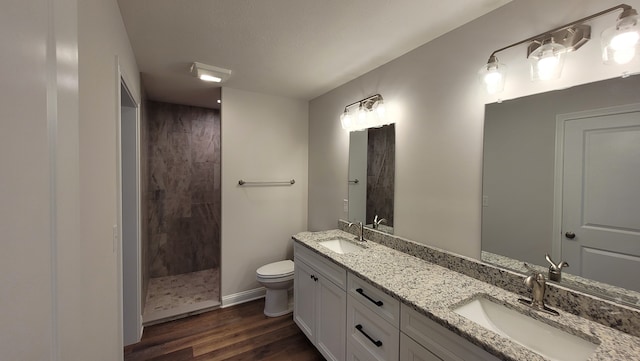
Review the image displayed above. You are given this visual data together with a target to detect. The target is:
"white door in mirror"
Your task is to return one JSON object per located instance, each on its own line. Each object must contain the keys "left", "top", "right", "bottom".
{"left": 561, "top": 104, "right": 640, "bottom": 292}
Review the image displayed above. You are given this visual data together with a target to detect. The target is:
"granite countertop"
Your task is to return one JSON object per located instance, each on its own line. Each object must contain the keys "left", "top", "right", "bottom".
{"left": 293, "top": 229, "right": 640, "bottom": 361}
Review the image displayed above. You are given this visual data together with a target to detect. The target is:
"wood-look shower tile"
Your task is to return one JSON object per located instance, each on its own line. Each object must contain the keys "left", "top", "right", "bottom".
{"left": 149, "top": 233, "right": 170, "bottom": 278}
{"left": 190, "top": 162, "right": 215, "bottom": 203}
{"left": 171, "top": 113, "right": 191, "bottom": 133}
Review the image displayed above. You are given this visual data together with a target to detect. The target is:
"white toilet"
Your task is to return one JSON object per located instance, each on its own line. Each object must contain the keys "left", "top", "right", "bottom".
{"left": 256, "top": 260, "right": 295, "bottom": 317}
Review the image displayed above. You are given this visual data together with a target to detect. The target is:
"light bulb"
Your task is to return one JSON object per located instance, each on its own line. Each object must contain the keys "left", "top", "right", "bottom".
{"left": 199, "top": 74, "right": 222, "bottom": 82}
{"left": 483, "top": 71, "right": 503, "bottom": 95}
{"left": 611, "top": 31, "right": 639, "bottom": 64}
{"left": 529, "top": 40, "right": 565, "bottom": 81}
{"left": 537, "top": 54, "right": 560, "bottom": 80}
{"left": 602, "top": 10, "right": 640, "bottom": 65}
{"left": 375, "top": 100, "right": 386, "bottom": 119}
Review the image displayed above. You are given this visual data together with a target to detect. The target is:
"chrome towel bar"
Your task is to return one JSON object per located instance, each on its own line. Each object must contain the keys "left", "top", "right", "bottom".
{"left": 238, "top": 179, "right": 295, "bottom": 186}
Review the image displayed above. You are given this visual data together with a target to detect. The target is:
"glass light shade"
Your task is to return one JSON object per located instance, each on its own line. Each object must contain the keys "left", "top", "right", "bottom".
{"left": 355, "top": 106, "right": 368, "bottom": 130}
{"left": 602, "top": 12, "right": 640, "bottom": 65}
{"left": 529, "top": 40, "right": 566, "bottom": 81}
{"left": 478, "top": 58, "right": 507, "bottom": 95}
{"left": 374, "top": 99, "right": 386, "bottom": 119}
{"left": 340, "top": 111, "right": 353, "bottom": 130}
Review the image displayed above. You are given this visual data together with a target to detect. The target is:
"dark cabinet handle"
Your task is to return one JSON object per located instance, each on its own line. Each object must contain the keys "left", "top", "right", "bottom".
{"left": 356, "top": 288, "right": 384, "bottom": 307}
{"left": 309, "top": 275, "right": 318, "bottom": 282}
{"left": 565, "top": 232, "right": 576, "bottom": 239}
{"left": 355, "top": 324, "right": 382, "bottom": 347}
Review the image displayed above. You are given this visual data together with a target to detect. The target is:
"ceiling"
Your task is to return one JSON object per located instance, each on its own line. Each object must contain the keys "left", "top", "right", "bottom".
{"left": 118, "top": 0, "right": 511, "bottom": 109}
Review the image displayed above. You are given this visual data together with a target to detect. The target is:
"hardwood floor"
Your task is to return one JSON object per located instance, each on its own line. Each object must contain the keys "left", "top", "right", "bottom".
{"left": 124, "top": 299, "right": 325, "bottom": 361}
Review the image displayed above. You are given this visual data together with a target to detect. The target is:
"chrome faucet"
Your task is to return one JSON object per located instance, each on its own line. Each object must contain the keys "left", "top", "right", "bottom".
{"left": 372, "top": 215, "right": 387, "bottom": 230}
{"left": 518, "top": 271, "right": 559, "bottom": 316}
{"left": 347, "top": 221, "right": 365, "bottom": 242}
{"left": 545, "top": 254, "right": 569, "bottom": 282}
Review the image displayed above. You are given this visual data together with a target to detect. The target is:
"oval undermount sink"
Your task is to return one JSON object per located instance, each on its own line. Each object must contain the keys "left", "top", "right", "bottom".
{"left": 318, "top": 238, "right": 364, "bottom": 254}
{"left": 453, "top": 295, "right": 598, "bottom": 361}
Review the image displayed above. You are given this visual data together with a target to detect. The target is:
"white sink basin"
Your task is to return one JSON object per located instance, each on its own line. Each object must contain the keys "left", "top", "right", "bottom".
{"left": 319, "top": 238, "right": 364, "bottom": 254}
{"left": 454, "top": 296, "right": 598, "bottom": 361}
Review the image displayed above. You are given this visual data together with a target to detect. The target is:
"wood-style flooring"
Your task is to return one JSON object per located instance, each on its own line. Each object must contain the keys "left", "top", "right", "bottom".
{"left": 124, "top": 299, "right": 325, "bottom": 361}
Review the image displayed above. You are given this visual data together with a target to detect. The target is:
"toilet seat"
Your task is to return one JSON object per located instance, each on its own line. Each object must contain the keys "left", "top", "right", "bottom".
{"left": 256, "top": 260, "right": 294, "bottom": 279}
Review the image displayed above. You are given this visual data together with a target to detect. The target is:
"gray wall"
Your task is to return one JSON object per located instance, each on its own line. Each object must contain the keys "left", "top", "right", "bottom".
{"left": 482, "top": 75, "right": 640, "bottom": 265}
{"left": 146, "top": 101, "right": 221, "bottom": 277}
{"left": 308, "top": 0, "right": 640, "bottom": 258}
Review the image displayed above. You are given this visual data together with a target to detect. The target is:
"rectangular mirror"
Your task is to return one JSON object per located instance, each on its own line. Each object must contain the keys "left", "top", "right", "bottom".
{"left": 348, "top": 124, "right": 395, "bottom": 233}
{"left": 482, "top": 74, "right": 640, "bottom": 307}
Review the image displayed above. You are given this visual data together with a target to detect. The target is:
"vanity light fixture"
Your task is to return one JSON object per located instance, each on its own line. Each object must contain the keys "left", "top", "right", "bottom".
{"left": 480, "top": 4, "right": 640, "bottom": 94}
{"left": 191, "top": 62, "right": 232, "bottom": 83}
{"left": 340, "top": 94, "right": 389, "bottom": 131}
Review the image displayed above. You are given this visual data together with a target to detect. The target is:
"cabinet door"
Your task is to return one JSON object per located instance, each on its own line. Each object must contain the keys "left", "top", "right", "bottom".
{"left": 400, "top": 333, "right": 442, "bottom": 361}
{"left": 294, "top": 259, "right": 316, "bottom": 342}
{"left": 316, "top": 275, "right": 347, "bottom": 361}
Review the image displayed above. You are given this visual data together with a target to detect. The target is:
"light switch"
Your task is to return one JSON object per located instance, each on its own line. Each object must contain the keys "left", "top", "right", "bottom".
{"left": 482, "top": 195, "right": 489, "bottom": 207}
{"left": 343, "top": 199, "right": 349, "bottom": 212}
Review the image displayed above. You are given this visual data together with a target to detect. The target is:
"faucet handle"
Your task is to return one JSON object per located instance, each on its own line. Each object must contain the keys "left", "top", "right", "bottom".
{"left": 545, "top": 254, "right": 569, "bottom": 282}
{"left": 545, "top": 254, "right": 569, "bottom": 271}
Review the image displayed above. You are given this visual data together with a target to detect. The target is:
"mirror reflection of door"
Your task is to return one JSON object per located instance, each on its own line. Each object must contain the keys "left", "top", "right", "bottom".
{"left": 559, "top": 104, "right": 640, "bottom": 292}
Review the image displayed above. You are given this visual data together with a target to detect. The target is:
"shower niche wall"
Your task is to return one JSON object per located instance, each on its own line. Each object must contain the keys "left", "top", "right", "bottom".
{"left": 142, "top": 100, "right": 221, "bottom": 325}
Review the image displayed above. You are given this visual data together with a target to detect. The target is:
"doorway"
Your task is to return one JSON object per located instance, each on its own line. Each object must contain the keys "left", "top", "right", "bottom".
{"left": 120, "top": 79, "right": 141, "bottom": 346}
{"left": 141, "top": 100, "right": 222, "bottom": 325}
{"left": 556, "top": 103, "right": 640, "bottom": 291}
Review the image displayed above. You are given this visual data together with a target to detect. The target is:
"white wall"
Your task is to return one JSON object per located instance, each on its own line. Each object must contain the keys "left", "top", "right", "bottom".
{"left": 221, "top": 87, "right": 308, "bottom": 300}
{"left": 0, "top": 0, "right": 89, "bottom": 359}
{"left": 308, "top": 0, "right": 640, "bottom": 258}
{"left": 1, "top": 1, "right": 59, "bottom": 359}
{"left": 78, "top": 0, "right": 140, "bottom": 358}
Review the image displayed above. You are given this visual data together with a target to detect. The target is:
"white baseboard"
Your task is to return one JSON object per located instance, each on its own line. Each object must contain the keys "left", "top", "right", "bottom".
{"left": 221, "top": 287, "right": 266, "bottom": 308}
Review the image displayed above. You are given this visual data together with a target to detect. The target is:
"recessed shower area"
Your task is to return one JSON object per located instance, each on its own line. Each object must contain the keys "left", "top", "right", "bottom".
{"left": 141, "top": 100, "right": 221, "bottom": 325}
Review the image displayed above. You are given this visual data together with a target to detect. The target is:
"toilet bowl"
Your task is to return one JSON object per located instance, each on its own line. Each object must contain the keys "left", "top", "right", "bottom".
{"left": 256, "top": 260, "right": 295, "bottom": 317}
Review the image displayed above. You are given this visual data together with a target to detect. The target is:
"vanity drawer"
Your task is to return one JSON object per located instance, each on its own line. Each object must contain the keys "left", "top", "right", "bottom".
{"left": 347, "top": 294, "right": 399, "bottom": 361}
{"left": 348, "top": 272, "right": 400, "bottom": 327}
{"left": 295, "top": 243, "right": 347, "bottom": 290}
{"left": 400, "top": 304, "right": 499, "bottom": 361}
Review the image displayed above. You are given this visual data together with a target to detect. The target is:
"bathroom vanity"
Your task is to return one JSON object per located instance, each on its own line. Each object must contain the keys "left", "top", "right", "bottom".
{"left": 292, "top": 227, "right": 640, "bottom": 361}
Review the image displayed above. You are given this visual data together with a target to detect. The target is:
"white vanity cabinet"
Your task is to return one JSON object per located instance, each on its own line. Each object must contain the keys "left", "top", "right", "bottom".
{"left": 294, "top": 243, "right": 347, "bottom": 361}
{"left": 294, "top": 241, "right": 501, "bottom": 361}
{"left": 400, "top": 304, "right": 500, "bottom": 361}
{"left": 346, "top": 272, "right": 400, "bottom": 361}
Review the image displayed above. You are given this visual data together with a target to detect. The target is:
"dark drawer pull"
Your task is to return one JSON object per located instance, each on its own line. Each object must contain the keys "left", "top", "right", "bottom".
{"left": 355, "top": 324, "right": 383, "bottom": 347}
{"left": 356, "top": 288, "right": 383, "bottom": 307}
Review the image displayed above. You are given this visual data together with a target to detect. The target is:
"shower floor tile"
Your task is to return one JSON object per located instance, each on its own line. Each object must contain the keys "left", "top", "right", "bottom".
{"left": 143, "top": 268, "right": 220, "bottom": 325}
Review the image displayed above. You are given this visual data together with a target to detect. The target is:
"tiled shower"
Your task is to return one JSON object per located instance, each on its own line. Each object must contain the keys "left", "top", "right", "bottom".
{"left": 141, "top": 100, "right": 221, "bottom": 324}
